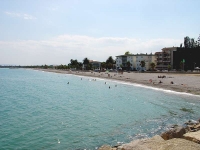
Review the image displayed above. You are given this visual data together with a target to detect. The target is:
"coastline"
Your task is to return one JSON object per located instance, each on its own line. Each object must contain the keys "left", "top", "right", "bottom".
{"left": 32, "top": 68, "right": 200, "bottom": 96}
{"left": 30, "top": 68, "right": 200, "bottom": 149}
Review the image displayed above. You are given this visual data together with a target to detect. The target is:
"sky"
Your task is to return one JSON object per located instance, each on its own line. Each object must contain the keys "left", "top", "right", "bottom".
{"left": 0, "top": 0, "right": 200, "bottom": 65}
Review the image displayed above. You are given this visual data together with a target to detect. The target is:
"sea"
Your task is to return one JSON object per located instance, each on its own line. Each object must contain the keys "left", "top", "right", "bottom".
{"left": 0, "top": 68, "right": 200, "bottom": 149}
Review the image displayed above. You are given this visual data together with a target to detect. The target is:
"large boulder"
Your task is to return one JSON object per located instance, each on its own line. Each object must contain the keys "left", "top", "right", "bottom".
{"left": 117, "top": 135, "right": 200, "bottom": 150}
{"left": 98, "top": 145, "right": 116, "bottom": 150}
{"left": 183, "top": 130, "right": 200, "bottom": 144}
{"left": 161, "top": 127, "right": 186, "bottom": 140}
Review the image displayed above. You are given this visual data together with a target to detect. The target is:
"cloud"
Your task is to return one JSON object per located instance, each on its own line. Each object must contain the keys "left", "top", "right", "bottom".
{"left": 0, "top": 35, "right": 182, "bottom": 65}
{"left": 4, "top": 12, "right": 37, "bottom": 20}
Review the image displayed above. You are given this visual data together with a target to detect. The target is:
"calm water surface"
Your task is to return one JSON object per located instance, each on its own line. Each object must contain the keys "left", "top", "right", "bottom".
{"left": 0, "top": 69, "right": 200, "bottom": 149}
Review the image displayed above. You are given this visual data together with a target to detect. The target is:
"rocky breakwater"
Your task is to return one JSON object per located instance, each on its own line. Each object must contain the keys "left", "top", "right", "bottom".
{"left": 99, "top": 119, "right": 200, "bottom": 150}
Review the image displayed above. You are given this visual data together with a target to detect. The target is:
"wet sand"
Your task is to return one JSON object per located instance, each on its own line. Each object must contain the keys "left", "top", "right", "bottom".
{"left": 34, "top": 69, "right": 200, "bottom": 96}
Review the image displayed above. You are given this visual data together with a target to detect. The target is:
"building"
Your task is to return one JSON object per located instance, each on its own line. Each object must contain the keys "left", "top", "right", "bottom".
{"left": 116, "top": 53, "right": 156, "bottom": 70}
{"left": 155, "top": 47, "right": 177, "bottom": 70}
{"left": 89, "top": 60, "right": 101, "bottom": 69}
{"left": 155, "top": 46, "right": 200, "bottom": 70}
{"left": 173, "top": 48, "right": 200, "bottom": 70}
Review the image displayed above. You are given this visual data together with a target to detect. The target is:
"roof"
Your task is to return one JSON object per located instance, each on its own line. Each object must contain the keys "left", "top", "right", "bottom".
{"left": 116, "top": 53, "right": 155, "bottom": 57}
{"left": 89, "top": 60, "right": 101, "bottom": 63}
{"left": 162, "top": 47, "right": 178, "bottom": 51}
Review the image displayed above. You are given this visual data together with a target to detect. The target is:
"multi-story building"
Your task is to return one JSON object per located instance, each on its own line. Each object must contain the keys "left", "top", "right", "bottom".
{"left": 89, "top": 60, "right": 101, "bottom": 69}
{"left": 116, "top": 53, "right": 156, "bottom": 70}
{"left": 155, "top": 47, "right": 177, "bottom": 70}
{"left": 173, "top": 47, "right": 200, "bottom": 70}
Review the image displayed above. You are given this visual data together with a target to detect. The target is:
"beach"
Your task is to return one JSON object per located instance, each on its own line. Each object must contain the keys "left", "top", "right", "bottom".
{"left": 34, "top": 69, "right": 200, "bottom": 96}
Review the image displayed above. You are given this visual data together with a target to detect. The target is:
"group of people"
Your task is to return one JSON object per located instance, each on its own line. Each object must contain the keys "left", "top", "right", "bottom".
{"left": 158, "top": 75, "right": 166, "bottom": 78}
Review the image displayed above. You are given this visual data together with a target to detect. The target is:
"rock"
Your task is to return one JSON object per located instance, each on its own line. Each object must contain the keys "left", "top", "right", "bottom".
{"left": 118, "top": 135, "right": 200, "bottom": 150}
{"left": 161, "top": 126, "right": 186, "bottom": 140}
{"left": 185, "top": 123, "right": 200, "bottom": 132}
{"left": 183, "top": 130, "right": 200, "bottom": 144}
{"left": 194, "top": 123, "right": 200, "bottom": 130}
{"left": 185, "top": 120, "right": 198, "bottom": 125}
{"left": 98, "top": 145, "right": 116, "bottom": 150}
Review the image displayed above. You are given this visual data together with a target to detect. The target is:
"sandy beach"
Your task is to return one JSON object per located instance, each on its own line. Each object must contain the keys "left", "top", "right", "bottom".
{"left": 34, "top": 69, "right": 200, "bottom": 96}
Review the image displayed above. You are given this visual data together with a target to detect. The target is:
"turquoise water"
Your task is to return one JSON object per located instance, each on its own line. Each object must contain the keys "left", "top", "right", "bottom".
{"left": 0, "top": 69, "right": 200, "bottom": 149}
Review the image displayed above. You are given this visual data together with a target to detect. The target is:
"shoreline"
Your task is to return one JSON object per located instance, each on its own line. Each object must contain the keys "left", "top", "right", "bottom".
{"left": 32, "top": 68, "right": 200, "bottom": 96}
{"left": 30, "top": 68, "right": 200, "bottom": 149}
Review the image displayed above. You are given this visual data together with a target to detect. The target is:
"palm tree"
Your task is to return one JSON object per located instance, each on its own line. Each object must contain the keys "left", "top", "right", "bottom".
{"left": 140, "top": 61, "right": 145, "bottom": 67}
{"left": 126, "top": 61, "right": 131, "bottom": 71}
{"left": 168, "top": 65, "right": 171, "bottom": 71}
{"left": 101, "top": 62, "right": 106, "bottom": 70}
{"left": 140, "top": 61, "right": 145, "bottom": 70}
{"left": 83, "top": 57, "right": 89, "bottom": 70}
{"left": 150, "top": 62, "right": 156, "bottom": 70}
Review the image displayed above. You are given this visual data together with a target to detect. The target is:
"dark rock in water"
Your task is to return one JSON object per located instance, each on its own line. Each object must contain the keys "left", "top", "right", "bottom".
{"left": 185, "top": 120, "right": 198, "bottom": 126}
{"left": 170, "top": 124, "right": 178, "bottom": 128}
{"left": 161, "top": 126, "right": 186, "bottom": 140}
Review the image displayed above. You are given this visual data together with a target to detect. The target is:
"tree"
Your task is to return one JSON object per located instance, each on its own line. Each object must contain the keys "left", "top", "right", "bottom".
{"left": 180, "top": 61, "right": 184, "bottom": 70}
{"left": 44, "top": 64, "right": 48, "bottom": 69}
{"left": 190, "top": 38, "right": 195, "bottom": 48}
{"left": 184, "top": 36, "right": 190, "bottom": 48}
{"left": 101, "top": 62, "right": 106, "bottom": 70}
{"left": 140, "top": 61, "right": 145, "bottom": 68}
{"left": 78, "top": 62, "right": 83, "bottom": 70}
{"left": 125, "top": 51, "right": 131, "bottom": 55}
{"left": 168, "top": 65, "right": 171, "bottom": 71}
{"left": 83, "top": 57, "right": 89, "bottom": 70}
{"left": 126, "top": 61, "right": 131, "bottom": 71}
{"left": 150, "top": 62, "right": 156, "bottom": 70}
{"left": 106, "top": 56, "right": 114, "bottom": 64}
{"left": 106, "top": 56, "right": 114, "bottom": 69}
{"left": 107, "top": 63, "right": 113, "bottom": 69}
{"left": 198, "top": 34, "right": 200, "bottom": 47}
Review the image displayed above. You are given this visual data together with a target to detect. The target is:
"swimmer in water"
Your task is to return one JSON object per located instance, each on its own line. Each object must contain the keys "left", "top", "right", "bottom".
{"left": 67, "top": 82, "right": 69, "bottom": 84}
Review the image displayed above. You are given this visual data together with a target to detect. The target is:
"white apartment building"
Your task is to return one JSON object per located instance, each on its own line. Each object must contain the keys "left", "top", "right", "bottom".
{"left": 116, "top": 53, "right": 156, "bottom": 70}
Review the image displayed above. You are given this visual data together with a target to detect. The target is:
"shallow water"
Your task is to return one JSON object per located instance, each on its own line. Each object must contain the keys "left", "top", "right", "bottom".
{"left": 0, "top": 69, "right": 200, "bottom": 149}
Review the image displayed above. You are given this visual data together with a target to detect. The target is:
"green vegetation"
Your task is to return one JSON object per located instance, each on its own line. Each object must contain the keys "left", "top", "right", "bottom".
{"left": 168, "top": 65, "right": 171, "bottom": 71}
{"left": 140, "top": 61, "right": 145, "bottom": 68}
{"left": 126, "top": 61, "right": 131, "bottom": 71}
{"left": 150, "top": 62, "right": 156, "bottom": 70}
{"left": 181, "top": 35, "right": 200, "bottom": 48}
{"left": 125, "top": 51, "right": 131, "bottom": 55}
